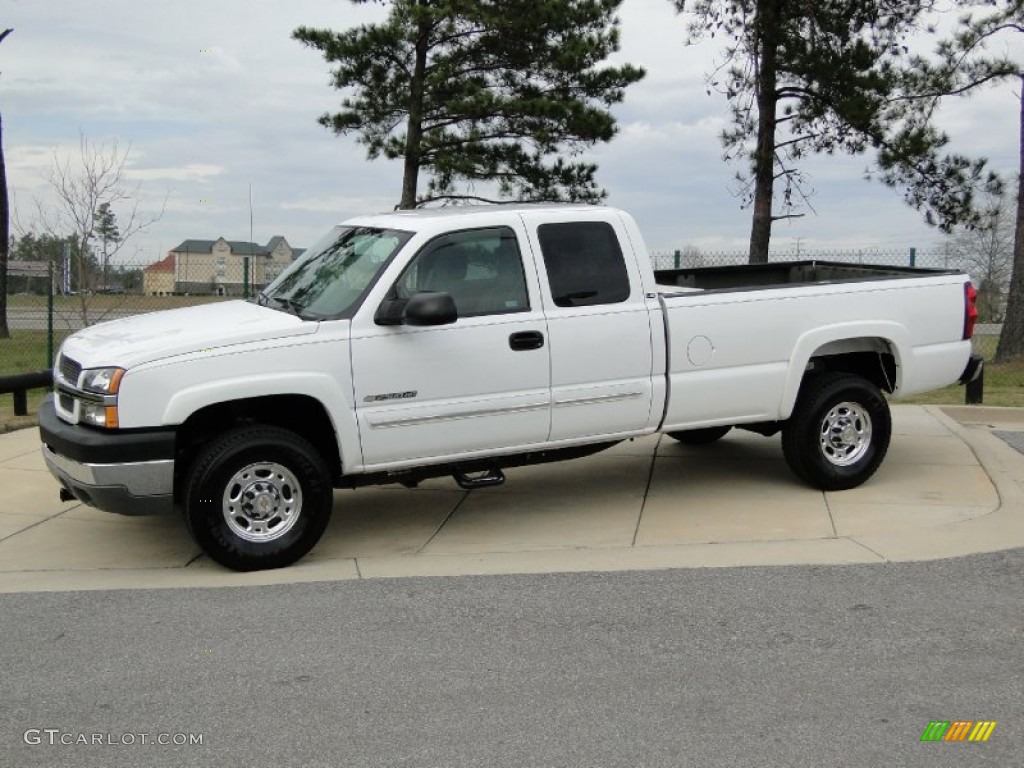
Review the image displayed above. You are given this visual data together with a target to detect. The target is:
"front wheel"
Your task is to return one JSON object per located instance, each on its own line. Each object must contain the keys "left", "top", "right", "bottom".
{"left": 184, "top": 425, "right": 333, "bottom": 571}
{"left": 782, "top": 373, "right": 891, "bottom": 491}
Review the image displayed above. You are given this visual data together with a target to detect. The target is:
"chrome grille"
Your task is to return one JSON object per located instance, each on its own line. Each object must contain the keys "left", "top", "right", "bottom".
{"left": 58, "top": 355, "right": 82, "bottom": 386}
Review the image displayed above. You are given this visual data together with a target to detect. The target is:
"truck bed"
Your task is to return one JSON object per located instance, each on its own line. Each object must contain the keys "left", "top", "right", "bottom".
{"left": 654, "top": 260, "right": 960, "bottom": 294}
{"left": 653, "top": 259, "right": 971, "bottom": 431}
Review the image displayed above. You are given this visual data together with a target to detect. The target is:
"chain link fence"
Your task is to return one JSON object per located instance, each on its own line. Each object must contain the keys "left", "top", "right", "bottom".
{"left": 1, "top": 246, "right": 1020, "bottom": 417}
{"left": 2, "top": 254, "right": 265, "bottom": 373}
{"left": 0, "top": 255, "right": 266, "bottom": 420}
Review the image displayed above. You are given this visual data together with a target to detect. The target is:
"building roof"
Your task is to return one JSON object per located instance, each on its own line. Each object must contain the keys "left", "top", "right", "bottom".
{"left": 171, "top": 239, "right": 265, "bottom": 256}
{"left": 169, "top": 236, "right": 300, "bottom": 257}
{"left": 144, "top": 253, "right": 175, "bottom": 273}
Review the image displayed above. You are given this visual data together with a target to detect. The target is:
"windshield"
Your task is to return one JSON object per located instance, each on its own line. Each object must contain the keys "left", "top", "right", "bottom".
{"left": 260, "top": 226, "right": 412, "bottom": 318}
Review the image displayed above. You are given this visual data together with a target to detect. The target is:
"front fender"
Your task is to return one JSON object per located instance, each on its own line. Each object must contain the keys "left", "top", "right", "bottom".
{"left": 117, "top": 335, "right": 360, "bottom": 472}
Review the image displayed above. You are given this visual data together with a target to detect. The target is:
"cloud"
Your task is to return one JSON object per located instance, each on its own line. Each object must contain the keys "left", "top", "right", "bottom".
{"left": 125, "top": 164, "right": 226, "bottom": 182}
{"left": 280, "top": 195, "right": 397, "bottom": 214}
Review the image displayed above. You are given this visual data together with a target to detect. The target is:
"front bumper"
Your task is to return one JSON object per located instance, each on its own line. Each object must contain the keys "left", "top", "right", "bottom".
{"left": 38, "top": 396, "right": 175, "bottom": 516}
{"left": 959, "top": 354, "right": 984, "bottom": 384}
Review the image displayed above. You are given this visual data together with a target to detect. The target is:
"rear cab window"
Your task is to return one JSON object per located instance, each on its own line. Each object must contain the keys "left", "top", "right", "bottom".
{"left": 537, "top": 221, "right": 631, "bottom": 308}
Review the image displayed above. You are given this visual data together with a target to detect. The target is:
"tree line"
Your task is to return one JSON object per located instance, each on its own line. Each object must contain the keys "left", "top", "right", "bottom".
{"left": 5, "top": 232, "right": 142, "bottom": 296}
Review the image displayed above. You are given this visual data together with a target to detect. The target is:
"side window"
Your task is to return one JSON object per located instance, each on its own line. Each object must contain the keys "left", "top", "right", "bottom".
{"left": 395, "top": 227, "right": 530, "bottom": 317}
{"left": 537, "top": 222, "right": 631, "bottom": 307}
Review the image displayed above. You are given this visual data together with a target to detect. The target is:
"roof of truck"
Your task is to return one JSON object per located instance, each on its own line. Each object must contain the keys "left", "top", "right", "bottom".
{"left": 388, "top": 203, "right": 606, "bottom": 216}
{"left": 341, "top": 203, "right": 615, "bottom": 229}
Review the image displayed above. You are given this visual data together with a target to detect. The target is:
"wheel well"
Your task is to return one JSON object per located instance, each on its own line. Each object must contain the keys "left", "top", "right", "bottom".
{"left": 174, "top": 395, "right": 343, "bottom": 498}
{"left": 808, "top": 340, "right": 898, "bottom": 394}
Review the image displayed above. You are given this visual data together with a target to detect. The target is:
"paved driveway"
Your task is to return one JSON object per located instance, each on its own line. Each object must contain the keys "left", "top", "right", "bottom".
{"left": 1, "top": 405, "right": 1023, "bottom": 593}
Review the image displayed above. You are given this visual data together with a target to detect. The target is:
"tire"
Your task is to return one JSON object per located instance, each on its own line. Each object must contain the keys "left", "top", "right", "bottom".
{"left": 184, "top": 425, "right": 333, "bottom": 571}
{"left": 782, "top": 372, "right": 891, "bottom": 491}
{"left": 667, "top": 426, "right": 732, "bottom": 445}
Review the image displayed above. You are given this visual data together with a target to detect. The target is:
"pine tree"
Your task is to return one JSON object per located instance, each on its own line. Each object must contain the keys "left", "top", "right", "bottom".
{"left": 880, "top": 1, "right": 1021, "bottom": 360}
{"left": 675, "top": 1, "right": 954, "bottom": 262}
{"left": 92, "top": 202, "right": 121, "bottom": 290}
{"left": 294, "top": 0, "right": 644, "bottom": 209}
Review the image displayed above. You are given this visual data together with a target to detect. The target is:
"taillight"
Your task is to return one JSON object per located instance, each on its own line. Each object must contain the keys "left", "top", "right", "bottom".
{"left": 963, "top": 281, "right": 978, "bottom": 340}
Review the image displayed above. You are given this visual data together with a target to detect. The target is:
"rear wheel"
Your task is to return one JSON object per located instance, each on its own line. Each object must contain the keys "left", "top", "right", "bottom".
{"left": 184, "top": 425, "right": 333, "bottom": 571}
{"left": 667, "top": 426, "right": 732, "bottom": 445}
{"left": 782, "top": 373, "right": 891, "bottom": 491}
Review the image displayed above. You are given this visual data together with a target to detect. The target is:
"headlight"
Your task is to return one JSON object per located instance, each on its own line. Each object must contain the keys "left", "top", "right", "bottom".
{"left": 78, "top": 367, "right": 125, "bottom": 428}
{"left": 80, "top": 402, "right": 119, "bottom": 429}
{"left": 80, "top": 367, "right": 125, "bottom": 395}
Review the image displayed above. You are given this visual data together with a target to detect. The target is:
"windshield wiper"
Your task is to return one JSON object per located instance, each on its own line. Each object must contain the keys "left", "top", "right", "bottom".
{"left": 265, "top": 295, "right": 309, "bottom": 319}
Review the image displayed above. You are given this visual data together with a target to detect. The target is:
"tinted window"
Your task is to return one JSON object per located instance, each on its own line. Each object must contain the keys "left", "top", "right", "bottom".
{"left": 537, "top": 222, "right": 630, "bottom": 307}
{"left": 396, "top": 227, "right": 529, "bottom": 317}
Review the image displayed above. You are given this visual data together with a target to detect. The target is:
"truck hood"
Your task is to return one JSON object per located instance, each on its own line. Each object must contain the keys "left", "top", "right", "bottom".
{"left": 60, "top": 300, "right": 318, "bottom": 369}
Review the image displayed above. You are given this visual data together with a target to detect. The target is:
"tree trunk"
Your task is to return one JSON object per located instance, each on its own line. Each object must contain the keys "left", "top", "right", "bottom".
{"left": 0, "top": 112, "right": 10, "bottom": 339}
{"left": 995, "top": 77, "right": 1024, "bottom": 363}
{"left": 399, "top": 10, "right": 431, "bottom": 210}
{"left": 77, "top": 234, "right": 90, "bottom": 327}
{"left": 748, "top": 0, "right": 780, "bottom": 264}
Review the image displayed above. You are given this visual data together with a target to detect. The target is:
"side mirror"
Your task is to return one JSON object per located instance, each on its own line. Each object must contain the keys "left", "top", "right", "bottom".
{"left": 404, "top": 291, "right": 458, "bottom": 326}
{"left": 374, "top": 298, "right": 407, "bottom": 326}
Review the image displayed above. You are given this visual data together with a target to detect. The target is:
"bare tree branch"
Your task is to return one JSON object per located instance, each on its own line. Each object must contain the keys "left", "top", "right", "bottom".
{"left": 27, "top": 136, "right": 165, "bottom": 326}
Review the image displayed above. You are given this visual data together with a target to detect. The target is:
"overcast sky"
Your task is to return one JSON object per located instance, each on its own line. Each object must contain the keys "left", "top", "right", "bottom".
{"left": 2, "top": 0, "right": 1020, "bottom": 263}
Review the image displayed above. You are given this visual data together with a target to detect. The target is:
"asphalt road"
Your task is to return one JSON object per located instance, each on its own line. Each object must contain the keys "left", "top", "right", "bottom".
{"left": 2, "top": 551, "right": 1022, "bottom": 768}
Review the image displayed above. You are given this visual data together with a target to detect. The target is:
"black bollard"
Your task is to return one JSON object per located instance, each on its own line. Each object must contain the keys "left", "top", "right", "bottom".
{"left": 965, "top": 366, "right": 984, "bottom": 405}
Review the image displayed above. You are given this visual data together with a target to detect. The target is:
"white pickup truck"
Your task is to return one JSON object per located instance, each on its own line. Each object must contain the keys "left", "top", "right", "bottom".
{"left": 39, "top": 204, "right": 981, "bottom": 570}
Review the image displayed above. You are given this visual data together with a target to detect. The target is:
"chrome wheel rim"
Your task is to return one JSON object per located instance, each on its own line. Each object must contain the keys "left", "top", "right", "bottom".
{"left": 819, "top": 402, "right": 872, "bottom": 467}
{"left": 222, "top": 462, "right": 302, "bottom": 542}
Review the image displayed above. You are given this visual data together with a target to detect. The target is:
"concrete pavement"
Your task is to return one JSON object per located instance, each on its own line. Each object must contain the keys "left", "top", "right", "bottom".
{"left": 2, "top": 404, "right": 1023, "bottom": 593}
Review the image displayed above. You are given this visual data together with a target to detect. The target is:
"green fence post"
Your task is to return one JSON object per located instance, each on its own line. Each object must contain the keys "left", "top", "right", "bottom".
{"left": 243, "top": 256, "right": 250, "bottom": 299}
{"left": 909, "top": 247, "right": 916, "bottom": 268}
{"left": 674, "top": 250, "right": 681, "bottom": 269}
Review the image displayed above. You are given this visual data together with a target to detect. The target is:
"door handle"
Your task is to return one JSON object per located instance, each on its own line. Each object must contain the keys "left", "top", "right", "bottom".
{"left": 509, "top": 331, "right": 545, "bottom": 351}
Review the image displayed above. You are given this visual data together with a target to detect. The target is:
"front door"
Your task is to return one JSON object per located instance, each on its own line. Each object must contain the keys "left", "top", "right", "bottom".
{"left": 351, "top": 225, "right": 550, "bottom": 468}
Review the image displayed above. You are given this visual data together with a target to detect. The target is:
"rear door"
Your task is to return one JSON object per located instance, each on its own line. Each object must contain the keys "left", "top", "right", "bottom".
{"left": 350, "top": 224, "right": 551, "bottom": 468}
{"left": 522, "top": 212, "right": 658, "bottom": 442}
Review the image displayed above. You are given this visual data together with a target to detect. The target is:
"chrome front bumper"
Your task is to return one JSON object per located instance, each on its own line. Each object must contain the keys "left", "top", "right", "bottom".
{"left": 42, "top": 443, "right": 174, "bottom": 516}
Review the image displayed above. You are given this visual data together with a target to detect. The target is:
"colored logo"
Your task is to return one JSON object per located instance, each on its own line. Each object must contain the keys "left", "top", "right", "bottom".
{"left": 921, "top": 721, "right": 997, "bottom": 742}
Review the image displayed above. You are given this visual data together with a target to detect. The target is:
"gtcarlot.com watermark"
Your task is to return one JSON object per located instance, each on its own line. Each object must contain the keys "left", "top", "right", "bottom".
{"left": 24, "top": 729, "right": 203, "bottom": 747}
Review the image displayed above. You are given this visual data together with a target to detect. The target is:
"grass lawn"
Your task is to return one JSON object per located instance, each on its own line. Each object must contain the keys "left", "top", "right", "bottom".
{"left": 0, "top": 389, "right": 48, "bottom": 434}
{"left": 0, "top": 330, "right": 66, "bottom": 432}
{"left": 0, "top": 329, "right": 71, "bottom": 375}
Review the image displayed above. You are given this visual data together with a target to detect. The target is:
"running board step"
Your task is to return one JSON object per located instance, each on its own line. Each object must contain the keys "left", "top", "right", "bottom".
{"left": 452, "top": 468, "right": 505, "bottom": 490}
